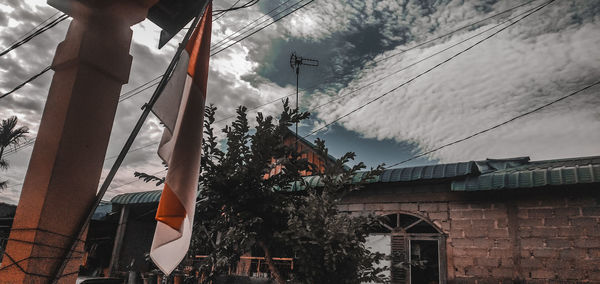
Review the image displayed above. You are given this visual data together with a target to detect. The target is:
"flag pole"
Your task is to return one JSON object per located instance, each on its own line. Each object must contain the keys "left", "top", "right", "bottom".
{"left": 51, "top": 1, "right": 211, "bottom": 281}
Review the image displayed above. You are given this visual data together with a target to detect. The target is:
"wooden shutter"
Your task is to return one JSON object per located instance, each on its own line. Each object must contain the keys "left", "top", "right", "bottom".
{"left": 391, "top": 234, "right": 408, "bottom": 283}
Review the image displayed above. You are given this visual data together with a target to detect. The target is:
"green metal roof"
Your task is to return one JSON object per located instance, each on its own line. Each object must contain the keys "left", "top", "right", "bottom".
{"left": 379, "top": 162, "right": 476, "bottom": 182}
{"left": 111, "top": 188, "right": 206, "bottom": 205}
{"left": 111, "top": 190, "right": 163, "bottom": 204}
{"left": 287, "top": 161, "right": 476, "bottom": 191}
{"left": 452, "top": 156, "right": 600, "bottom": 191}
{"left": 110, "top": 156, "right": 600, "bottom": 204}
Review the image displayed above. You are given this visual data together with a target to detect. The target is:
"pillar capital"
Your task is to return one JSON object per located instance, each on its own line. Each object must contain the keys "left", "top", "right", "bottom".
{"left": 48, "top": 0, "right": 159, "bottom": 26}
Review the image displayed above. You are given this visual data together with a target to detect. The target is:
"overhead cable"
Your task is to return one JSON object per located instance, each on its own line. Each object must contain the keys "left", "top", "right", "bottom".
{"left": 386, "top": 80, "right": 600, "bottom": 168}
{"left": 213, "top": 0, "right": 260, "bottom": 16}
{"left": 311, "top": 0, "right": 544, "bottom": 111}
{"left": 303, "top": 0, "right": 556, "bottom": 138}
{"left": 0, "top": 14, "right": 69, "bottom": 57}
{"left": 213, "top": 0, "right": 243, "bottom": 21}
{"left": 211, "top": 0, "right": 296, "bottom": 49}
{"left": 0, "top": 66, "right": 52, "bottom": 100}
{"left": 3, "top": 12, "right": 61, "bottom": 49}
{"left": 211, "top": 0, "right": 315, "bottom": 56}
{"left": 2, "top": 0, "right": 547, "bottom": 160}
{"left": 369, "top": 0, "right": 539, "bottom": 66}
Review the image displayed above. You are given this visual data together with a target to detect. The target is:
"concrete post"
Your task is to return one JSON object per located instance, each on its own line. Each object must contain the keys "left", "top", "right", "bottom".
{"left": 0, "top": 0, "right": 157, "bottom": 282}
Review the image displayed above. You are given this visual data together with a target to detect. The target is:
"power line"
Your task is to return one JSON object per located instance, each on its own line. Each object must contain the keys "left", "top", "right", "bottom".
{"left": 1, "top": 0, "right": 547, "bottom": 170}
{"left": 2, "top": 0, "right": 531, "bottom": 107}
{"left": 3, "top": 139, "right": 36, "bottom": 156}
{"left": 213, "top": 0, "right": 259, "bottom": 17}
{"left": 3, "top": 76, "right": 166, "bottom": 156}
{"left": 2, "top": 0, "right": 551, "bottom": 161}
{"left": 1, "top": 0, "right": 543, "bottom": 155}
{"left": 0, "top": 14, "right": 69, "bottom": 57}
{"left": 211, "top": 0, "right": 296, "bottom": 50}
{"left": 211, "top": 0, "right": 549, "bottom": 117}
{"left": 0, "top": 66, "right": 52, "bottom": 100}
{"left": 303, "top": 0, "right": 555, "bottom": 138}
{"left": 108, "top": 169, "right": 167, "bottom": 192}
{"left": 0, "top": 0, "right": 304, "bottom": 101}
{"left": 310, "top": 0, "right": 543, "bottom": 111}
{"left": 119, "top": 81, "right": 161, "bottom": 102}
{"left": 4, "top": 12, "right": 61, "bottom": 49}
{"left": 368, "top": 0, "right": 539, "bottom": 66}
{"left": 120, "top": 75, "right": 163, "bottom": 98}
{"left": 386, "top": 80, "right": 600, "bottom": 168}
{"left": 213, "top": 0, "right": 242, "bottom": 21}
{"left": 211, "top": 0, "right": 315, "bottom": 56}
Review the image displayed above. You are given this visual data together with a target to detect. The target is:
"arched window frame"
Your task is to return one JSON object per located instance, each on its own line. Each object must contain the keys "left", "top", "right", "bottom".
{"left": 371, "top": 211, "right": 447, "bottom": 284}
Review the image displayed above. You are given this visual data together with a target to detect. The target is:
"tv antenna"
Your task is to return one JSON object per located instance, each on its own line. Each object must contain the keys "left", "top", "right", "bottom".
{"left": 290, "top": 52, "right": 319, "bottom": 144}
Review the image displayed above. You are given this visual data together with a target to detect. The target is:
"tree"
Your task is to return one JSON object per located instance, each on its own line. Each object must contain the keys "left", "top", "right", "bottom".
{"left": 138, "top": 101, "right": 387, "bottom": 283}
{"left": 278, "top": 139, "right": 388, "bottom": 284}
{"left": 0, "top": 116, "right": 29, "bottom": 189}
{"left": 193, "top": 100, "right": 311, "bottom": 283}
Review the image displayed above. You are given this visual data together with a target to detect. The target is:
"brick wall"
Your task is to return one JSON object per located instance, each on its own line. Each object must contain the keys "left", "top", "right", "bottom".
{"left": 342, "top": 189, "right": 600, "bottom": 283}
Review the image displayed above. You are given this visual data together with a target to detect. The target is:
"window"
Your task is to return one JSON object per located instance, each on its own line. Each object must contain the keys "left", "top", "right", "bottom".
{"left": 368, "top": 213, "right": 446, "bottom": 284}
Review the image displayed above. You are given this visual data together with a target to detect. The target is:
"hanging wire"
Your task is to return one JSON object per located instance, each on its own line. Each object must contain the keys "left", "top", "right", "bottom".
{"left": 0, "top": 66, "right": 52, "bottom": 100}
{"left": 385, "top": 79, "right": 600, "bottom": 168}
{"left": 213, "top": 0, "right": 260, "bottom": 16}
{"left": 302, "top": 0, "right": 556, "bottom": 138}
{"left": 0, "top": 14, "right": 69, "bottom": 58}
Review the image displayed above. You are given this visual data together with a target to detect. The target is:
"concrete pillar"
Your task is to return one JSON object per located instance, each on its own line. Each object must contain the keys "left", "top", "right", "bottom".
{"left": 0, "top": 0, "right": 157, "bottom": 282}
{"left": 108, "top": 206, "right": 130, "bottom": 275}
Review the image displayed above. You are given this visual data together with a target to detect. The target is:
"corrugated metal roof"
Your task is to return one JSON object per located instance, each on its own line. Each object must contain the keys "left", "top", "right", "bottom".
{"left": 111, "top": 188, "right": 206, "bottom": 205}
{"left": 379, "top": 161, "right": 476, "bottom": 182}
{"left": 286, "top": 161, "right": 476, "bottom": 191}
{"left": 111, "top": 190, "right": 163, "bottom": 204}
{"left": 452, "top": 156, "right": 600, "bottom": 191}
{"left": 110, "top": 156, "right": 600, "bottom": 202}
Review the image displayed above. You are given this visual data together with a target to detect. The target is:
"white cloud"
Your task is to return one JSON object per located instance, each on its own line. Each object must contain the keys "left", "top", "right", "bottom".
{"left": 2, "top": 0, "right": 599, "bottom": 205}
{"left": 311, "top": 1, "right": 600, "bottom": 163}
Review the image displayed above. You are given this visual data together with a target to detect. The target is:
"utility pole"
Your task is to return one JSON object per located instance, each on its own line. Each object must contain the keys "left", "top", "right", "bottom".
{"left": 290, "top": 52, "right": 318, "bottom": 144}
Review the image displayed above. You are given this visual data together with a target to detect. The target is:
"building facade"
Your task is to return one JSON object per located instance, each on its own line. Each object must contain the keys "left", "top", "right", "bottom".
{"left": 338, "top": 156, "right": 600, "bottom": 283}
{"left": 88, "top": 155, "right": 600, "bottom": 283}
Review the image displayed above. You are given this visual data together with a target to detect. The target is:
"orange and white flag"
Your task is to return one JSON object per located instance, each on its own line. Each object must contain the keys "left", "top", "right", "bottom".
{"left": 149, "top": 3, "right": 212, "bottom": 275}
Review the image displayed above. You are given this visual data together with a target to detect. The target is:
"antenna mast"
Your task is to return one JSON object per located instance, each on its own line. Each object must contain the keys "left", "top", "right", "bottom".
{"left": 290, "top": 52, "right": 318, "bottom": 144}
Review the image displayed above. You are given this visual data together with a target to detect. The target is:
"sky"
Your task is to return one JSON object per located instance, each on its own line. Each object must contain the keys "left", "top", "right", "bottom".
{"left": 1, "top": 0, "right": 599, "bottom": 204}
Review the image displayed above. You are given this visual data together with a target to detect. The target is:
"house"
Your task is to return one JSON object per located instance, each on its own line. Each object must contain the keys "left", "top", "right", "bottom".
{"left": 89, "top": 155, "right": 600, "bottom": 283}
{"left": 335, "top": 156, "right": 600, "bottom": 283}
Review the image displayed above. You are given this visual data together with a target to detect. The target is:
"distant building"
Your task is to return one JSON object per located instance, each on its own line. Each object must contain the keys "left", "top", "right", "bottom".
{"left": 90, "top": 155, "right": 600, "bottom": 283}
{"left": 0, "top": 202, "right": 17, "bottom": 263}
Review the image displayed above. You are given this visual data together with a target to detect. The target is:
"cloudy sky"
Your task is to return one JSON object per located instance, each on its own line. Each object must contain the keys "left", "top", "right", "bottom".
{"left": 1, "top": 0, "right": 599, "bottom": 204}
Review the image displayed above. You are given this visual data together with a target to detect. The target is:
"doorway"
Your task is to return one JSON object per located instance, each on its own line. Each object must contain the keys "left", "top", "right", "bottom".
{"left": 410, "top": 239, "right": 439, "bottom": 284}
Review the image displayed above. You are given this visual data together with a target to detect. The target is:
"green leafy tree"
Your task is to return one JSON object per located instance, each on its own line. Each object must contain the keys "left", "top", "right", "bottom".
{"left": 193, "top": 100, "right": 311, "bottom": 283}
{"left": 278, "top": 139, "right": 388, "bottom": 284}
{"left": 138, "top": 101, "right": 388, "bottom": 283}
{"left": 0, "top": 116, "right": 29, "bottom": 189}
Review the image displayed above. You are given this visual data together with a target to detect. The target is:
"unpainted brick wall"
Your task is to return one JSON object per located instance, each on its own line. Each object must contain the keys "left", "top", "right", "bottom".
{"left": 342, "top": 194, "right": 600, "bottom": 283}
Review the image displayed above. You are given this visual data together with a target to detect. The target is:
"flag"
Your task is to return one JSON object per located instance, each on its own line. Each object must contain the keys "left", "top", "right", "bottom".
{"left": 149, "top": 3, "right": 212, "bottom": 275}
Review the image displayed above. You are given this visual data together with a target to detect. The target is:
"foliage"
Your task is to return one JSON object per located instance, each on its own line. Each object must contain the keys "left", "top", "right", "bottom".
{"left": 278, "top": 139, "right": 388, "bottom": 284}
{"left": 0, "top": 116, "right": 29, "bottom": 189}
{"left": 133, "top": 171, "right": 165, "bottom": 186}
{"left": 137, "top": 101, "right": 388, "bottom": 283}
{"left": 192, "top": 100, "right": 311, "bottom": 283}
